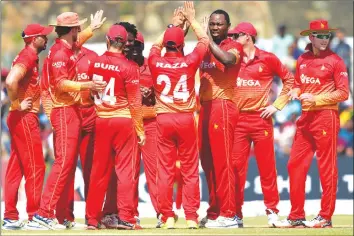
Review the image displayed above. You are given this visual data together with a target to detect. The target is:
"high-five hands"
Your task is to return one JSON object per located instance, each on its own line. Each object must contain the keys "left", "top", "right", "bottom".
{"left": 90, "top": 10, "right": 107, "bottom": 31}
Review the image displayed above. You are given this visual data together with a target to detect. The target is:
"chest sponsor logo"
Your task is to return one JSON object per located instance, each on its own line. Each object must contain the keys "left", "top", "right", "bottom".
{"left": 156, "top": 62, "right": 188, "bottom": 69}
{"left": 300, "top": 64, "right": 306, "bottom": 69}
{"left": 300, "top": 74, "right": 321, "bottom": 84}
{"left": 94, "top": 63, "right": 120, "bottom": 72}
{"left": 52, "top": 62, "right": 66, "bottom": 68}
{"left": 200, "top": 61, "right": 216, "bottom": 69}
{"left": 77, "top": 73, "right": 88, "bottom": 81}
{"left": 236, "top": 77, "right": 261, "bottom": 87}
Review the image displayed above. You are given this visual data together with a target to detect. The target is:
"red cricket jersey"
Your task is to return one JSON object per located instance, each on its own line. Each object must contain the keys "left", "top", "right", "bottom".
{"left": 234, "top": 47, "right": 294, "bottom": 111}
{"left": 148, "top": 38, "right": 208, "bottom": 114}
{"left": 46, "top": 39, "right": 80, "bottom": 108}
{"left": 295, "top": 43, "right": 349, "bottom": 111}
{"left": 76, "top": 47, "right": 98, "bottom": 107}
{"left": 199, "top": 38, "right": 243, "bottom": 103}
{"left": 9, "top": 46, "right": 41, "bottom": 113}
{"left": 88, "top": 51, "right": 144, "bottom": 136}
{"left": 140, "top": 58, "right": 156, "bottom": 119}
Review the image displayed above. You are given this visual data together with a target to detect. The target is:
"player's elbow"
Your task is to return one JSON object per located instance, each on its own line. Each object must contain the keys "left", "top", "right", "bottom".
{"left": 5, "top": 78, "right": 17, "bottom": 91}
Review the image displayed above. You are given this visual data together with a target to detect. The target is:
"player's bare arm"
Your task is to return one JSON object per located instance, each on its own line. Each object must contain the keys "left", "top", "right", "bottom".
{"left": 5, "top": 64, "right": 32, "bottom": 111}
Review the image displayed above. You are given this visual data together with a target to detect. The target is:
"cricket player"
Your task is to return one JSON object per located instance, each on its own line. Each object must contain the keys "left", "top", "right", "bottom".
{"left": 198, "top": 10, "right": 243, "bottom": 228}
{"left": 274, "top": 19, "right": 349, "bottom": 228}
{"left": 100, "top": 21, "right": 139, "bottom": 229}
{"left": 85, "top": 24, "right": 145, "bottom": 230}
{"left": 2, "top": 23, "right": 53, "bottom": 231}
{"left": 148, "top": 1, "right": 209, "bottom": 229}
{"left": 33, "top": 11, "right": 107, "bottom": 230}
{"left": 54, "top": 46, "right": 98, "bottom": 228}
{"left": 229, "top": 22, "right": 294, "bottom": 227}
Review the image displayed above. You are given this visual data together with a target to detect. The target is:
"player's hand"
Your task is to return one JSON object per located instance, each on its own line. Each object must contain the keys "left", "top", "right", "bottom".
{"left": 172, "top": 7, "right": 185, "bottom": 27}
{"left": 91, "top": 80, "right": 107, "bottom": 92}
{"left": 259, "top": 105, "right": 278, "bottom": 119}
{"left": 287, "top": 89, "right": 300, "bottom": 100}
{"left": 299, "top": 93, "right": 316, "bottom": 105}
{"left": 140, "top": 86, "right": 152, "bottom": 98}
{"left": 202, "top": 16, "right": 210, "bottom": 33}
{"left": 138, "top": 134, "right": 146, "bottom": 146}
{"left": 90, "top": 10, "right": 107, "bottom": 31}
{"left": 181, "top": 1, "right": 196, "bottom": 22}
{"left": 19, "top": 97, "right": 33, "bottom": 111}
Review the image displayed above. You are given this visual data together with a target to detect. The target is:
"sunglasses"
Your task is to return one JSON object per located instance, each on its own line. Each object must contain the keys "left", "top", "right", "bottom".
{"left": 312, "top": 33, "right": 331, "bottom": 39}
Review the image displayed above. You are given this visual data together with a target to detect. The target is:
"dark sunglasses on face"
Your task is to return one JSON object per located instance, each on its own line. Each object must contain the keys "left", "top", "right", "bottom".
{"left": 312, "top": 33, "right": 331, "bottom": 39}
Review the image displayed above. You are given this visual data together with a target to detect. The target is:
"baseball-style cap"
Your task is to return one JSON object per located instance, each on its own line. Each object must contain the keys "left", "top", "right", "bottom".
{"left": 22, "top": 24, "right": 53, "bottom": 38}
{"left": 49, "top": 12, "right": 87, "bottom": 27}
{"left": 136, "top": 32, "right": 144, "bottom": 44}
{"left": 300, "top": 19, "right": 337, "bottom": 36}
{"left": 106, "top": 25, "right": 128, "bottom": 42}
{"left": 234, "top": 22, "right": 257, "bottom": 37}
{"left": 163, "top": 26, "right": 184, "bottom": 47}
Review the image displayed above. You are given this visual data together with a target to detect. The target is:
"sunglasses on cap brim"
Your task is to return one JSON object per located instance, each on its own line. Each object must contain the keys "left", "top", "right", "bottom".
{"left": 311, "top": 32, "right": 331, "bottom": 39}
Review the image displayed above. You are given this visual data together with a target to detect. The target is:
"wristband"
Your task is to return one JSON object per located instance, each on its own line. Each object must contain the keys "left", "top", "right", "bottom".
{"left": 12, "top": 99, "right": 20, "bottom": 110}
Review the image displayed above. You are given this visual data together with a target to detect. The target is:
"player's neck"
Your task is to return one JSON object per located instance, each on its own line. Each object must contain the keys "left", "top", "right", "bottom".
{"left": 312, "top": 46, "right": 321, "bottom": 56}
{"left": 108, "top": 47, "right": 123, "bottom": 54}
{"left": 28, "top": 44, "right": 39, "bottom": 55}
{"left": 243, "top": 44, "right": 256, "bottom": 62}
{"left": 60, "top": 35, "right": 74, "bottom": 48}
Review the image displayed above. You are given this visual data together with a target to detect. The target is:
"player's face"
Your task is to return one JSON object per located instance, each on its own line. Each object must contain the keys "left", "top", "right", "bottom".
{"left": 209, "top": 14, "right": 230, "bottom": 41}
{"left": 34, "top": 35, "right": 48, "bottom": 52}
{"left": 310, "top": 32, "right": 330, "bottom": 51}
{"left": 235, "top": 32, "right": 249, "bottom": 45}
{"left": 124, "top": 32, "right": 135, "bottom": 55}
{"left": 129, "top": 41, "right": 144, "bottom": 61}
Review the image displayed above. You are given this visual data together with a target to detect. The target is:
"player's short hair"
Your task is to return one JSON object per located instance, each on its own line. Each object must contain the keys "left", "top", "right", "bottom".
{"left": 251, "top": 36, "right": 256, "bottom": 44}
{"left": 55, "top": 26, "right": 72, "bottom": 37}
{"left": 108, "top": 37, "right": 125, "bottom": 49}
{"left": 115, "top": 22, "right": 137, "bottom": 38}
{"left": 210, "top": 9, "right": 230, "bottom": 25}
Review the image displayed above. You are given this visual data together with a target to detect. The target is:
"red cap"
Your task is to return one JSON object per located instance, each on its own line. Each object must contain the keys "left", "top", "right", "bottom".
{"left": 1, "top": 68, "right": 9, "bottom": 78}
{"left": 136, "top": 32, "right": 144, "bottom": 44}
{"left": 300, "top": 19, "right": 337, "bottom": 36}
{"left": 228, "top": 27, "right": 238, "bottom": 35}
{"left": 106, "top": 25, "right": 128, "bottom": 42}
{"left": 163, "top": 26, "right": 184, "bottom": 47}
{"left": 22, "top": 24, "right": 53, "bottom": 38}
{"left": 49, "top": 12, "right": 87, "bottom": 27}
{"left": 234, "top": 22, "right": 257, "bottom": 37}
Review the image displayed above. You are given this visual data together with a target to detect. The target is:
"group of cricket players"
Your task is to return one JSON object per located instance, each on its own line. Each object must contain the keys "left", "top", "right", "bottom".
{"left": 2, "top": 1, "right": 349, "bottom": 231}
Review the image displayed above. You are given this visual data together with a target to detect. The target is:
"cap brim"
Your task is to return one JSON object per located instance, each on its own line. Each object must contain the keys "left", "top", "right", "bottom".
{"left": 228, "top": 29, "right": 238, "bottom": 35}
{"left": 300, "top": 28, "right": 338, "bottom": 36}
{"left": 49, "top": 18, "right": 87, "bottom": 27}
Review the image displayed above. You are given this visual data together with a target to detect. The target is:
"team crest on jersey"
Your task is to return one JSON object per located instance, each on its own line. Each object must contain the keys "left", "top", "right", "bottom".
{"left": 320, "top": 64, "right": 326, "bottom": 71}
{"left": 236, "top": 77, "right": 261, "bottom": 87}
{"left": 259, "top": 66, "right": 263, "bottom": 72}
{"left": 300, "top": 64, "right": 306, "bottom": 69}
{"left": 340, "top": 72, "right": 348, "bottom": 77}
{"left": 156, "top": 62, "right": 188, "bottom": 69}
{"left": 300, "top": 74, "right": 321, "bottom": 84}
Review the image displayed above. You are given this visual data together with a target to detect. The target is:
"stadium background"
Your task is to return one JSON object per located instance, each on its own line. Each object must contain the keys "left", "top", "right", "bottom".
{"left": 0, "top": 1, "right": 353, "bottom": 219}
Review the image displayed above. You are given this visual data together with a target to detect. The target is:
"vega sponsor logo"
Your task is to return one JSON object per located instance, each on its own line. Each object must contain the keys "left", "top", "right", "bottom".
{"left": 77, "top": 73, "right": 89, "bottom": 81}
{"left": 200, "top": 61, "right": 216, "bottom": 69}
{"left": 236, "top": 77, "right": 261, "bottom": 87}
{"left": 300, "top": 74, "right": 321, "bottom": 84}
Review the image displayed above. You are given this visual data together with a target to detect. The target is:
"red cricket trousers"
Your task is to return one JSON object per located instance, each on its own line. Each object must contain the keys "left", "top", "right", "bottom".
{"left": 56, "top": 105, "right": 96, "bottom": 223}
{"left": 86, "top": 117, "right": 139, "bottom": 226}
{"left": 156, "top": 112, "right": 200, "bottom": 222}
{"left": 102, "top": 118, "right": 159, "bottom": 218}
{"left": 37, "top": 105, "right": 81, "bottom": 218}
{"left": 4, "top": 111, "right": 45, "bottom": 220}
{"left": 288, "top": 110, "right": 339, "bottom": 220}
{"left": 199, "top": 99, "right": 238, "bottom": 219}
{"left": 232, "top": 111, "right": 279, "bottom": 219}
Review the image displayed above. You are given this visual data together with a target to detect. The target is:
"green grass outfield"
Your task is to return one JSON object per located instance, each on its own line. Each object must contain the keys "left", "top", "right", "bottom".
{"left": 2, "top": 215, "right": 353, "bottom": 235}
